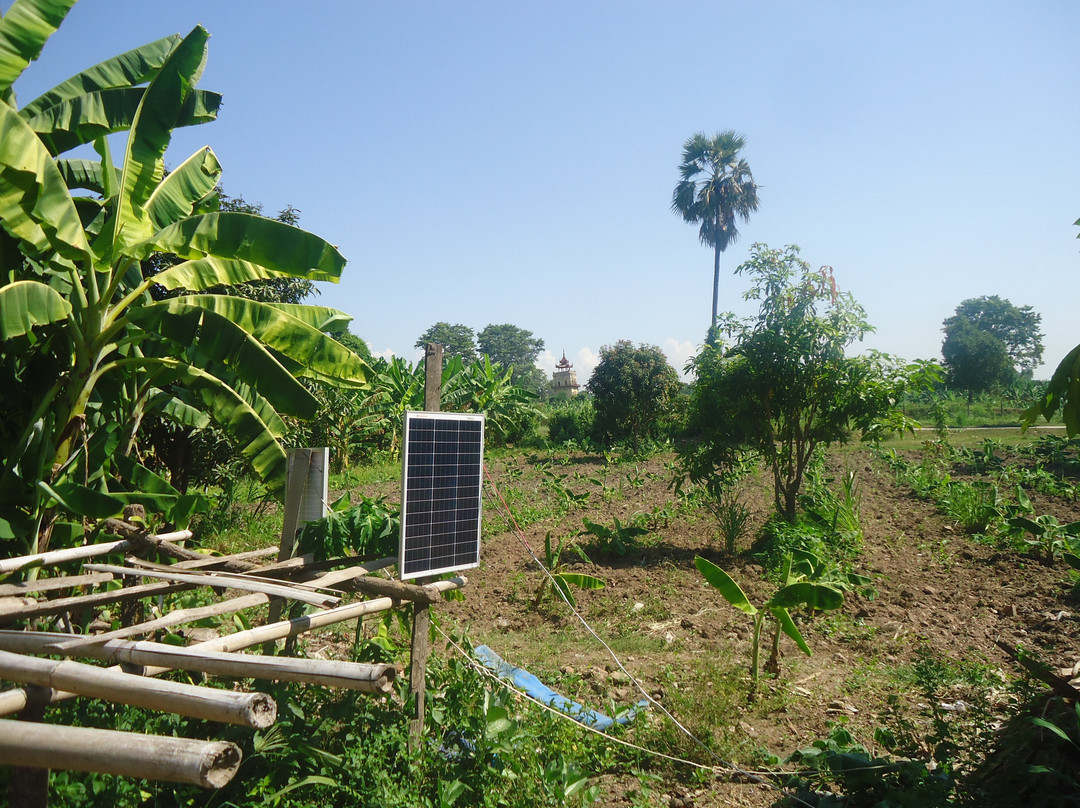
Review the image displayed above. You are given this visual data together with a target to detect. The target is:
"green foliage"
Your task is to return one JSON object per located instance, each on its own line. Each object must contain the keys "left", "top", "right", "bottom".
{"left": 547, "top": 396, "right": 596, "bottom": 446}
{"left": 683, "top": 244, "right": 907, "bottom": 521}
{"left": 579, "top": 516, "right": 651, "bottom": 557}
{"left": 0, "top": 8, "right": 368, "bottom": 556}
{"left": 32, "top": 630, "right": 611, "bottom": 807}
{"left": 671, "top": 129, "right": 760, "bottom": 332}
{"left": 1024, "top": 341, "right": 1080, "bottom": 436}
{"left": 937, "top": 479, "right": 1003, "bottom": 535}
{"left": 296, "top": 493, "right": 399, "bottom": 562}
{"left": 1005, "top": 512, "right": 1080, "bottom": 564}
{"left": 1028, "top": 699, "right": 1080, "bottom": 795}
{"left": 944, "top": 295, "right": 1043, "bottom": 376}
{"left": 779, "top": 723, "right": 953, "bottom": 808}
{"left": 587, "top": 340, "right": 680, "bottom": 449}
{"left": 533, "top": 531, "right": 605, "bottom": 609}
{"left": 714, "top": 491, "right": 752, "bottom": 554}
{"left": 477, "top": 323, "right": 546, "bottom": 395}
{"left": 416, "top": 322, "right": 478, "bottom": 365}
{"left": 696, "top": 553, "right": 843, "bottom": 698}
{"left": 941, "top": 315, "right": 1016, "bottom": 405}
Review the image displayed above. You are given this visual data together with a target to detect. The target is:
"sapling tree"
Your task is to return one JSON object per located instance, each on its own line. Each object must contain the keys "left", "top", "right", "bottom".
{"left": 696, "top": 553, "right": 843, "bottom": 699}
{"left": 681, "top": 244, "right": 912, "bottom": 521}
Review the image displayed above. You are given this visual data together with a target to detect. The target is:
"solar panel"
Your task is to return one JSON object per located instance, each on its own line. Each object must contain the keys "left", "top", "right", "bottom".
{"left": 399, "top": 411, "right": 485, "bottom": 580}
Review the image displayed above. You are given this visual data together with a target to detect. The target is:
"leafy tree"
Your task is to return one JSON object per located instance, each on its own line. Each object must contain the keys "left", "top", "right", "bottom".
{"left": 941, "top": 316, "right": 1016, "bottom": 407}
{"left": 478, "top": 323, "right": 546, "bottom": 395}
{"left": 587, "top": 341, "right": 679, "bottom": 448}
{"left": 681, "top": 244, "right": 910, "bottom": 521}
{"left": 415, "top": 321, "right": 477, "bottom": 364}
{"left": 672, "top": 130, "right": 760, "bottom": 338}
{"left": 943, "top": 295, "right": 1043, "bottom": 376}
{"left": 0, "top": 10, "right": 368, "bottom": 554}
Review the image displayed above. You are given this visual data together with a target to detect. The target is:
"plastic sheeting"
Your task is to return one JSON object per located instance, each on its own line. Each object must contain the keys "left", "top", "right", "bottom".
{"left": 473, "top": 644, "right": 646, "bottom": 731}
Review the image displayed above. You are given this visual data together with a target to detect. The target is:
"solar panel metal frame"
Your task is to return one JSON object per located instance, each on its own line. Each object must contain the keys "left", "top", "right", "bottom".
{"left": 398, "top": 411, "right": 485, "bottom": 580}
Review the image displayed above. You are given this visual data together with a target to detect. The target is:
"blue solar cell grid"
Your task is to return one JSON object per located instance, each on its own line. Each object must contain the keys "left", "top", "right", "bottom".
{"left": 399, "top": 412, "right": 485, "bottom": 579}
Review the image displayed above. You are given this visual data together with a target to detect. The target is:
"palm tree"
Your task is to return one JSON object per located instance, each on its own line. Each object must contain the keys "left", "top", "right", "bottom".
{"left": 672, "top": 131, "right": 760, "bottom": 339}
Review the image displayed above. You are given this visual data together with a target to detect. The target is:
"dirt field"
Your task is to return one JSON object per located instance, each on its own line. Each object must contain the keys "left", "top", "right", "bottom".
{"left": 401, "top": 441, "right": 1080, "bottom": 807}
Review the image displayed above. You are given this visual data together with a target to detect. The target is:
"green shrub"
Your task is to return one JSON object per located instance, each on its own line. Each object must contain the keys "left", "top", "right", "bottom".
{"left": 547, "top": 397, "right": 596, "bottom": 446}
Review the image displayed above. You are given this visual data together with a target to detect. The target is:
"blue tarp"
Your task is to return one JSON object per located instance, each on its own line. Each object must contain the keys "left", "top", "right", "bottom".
{"left": 473, "top": 643, "right": 647, "bottom": 731}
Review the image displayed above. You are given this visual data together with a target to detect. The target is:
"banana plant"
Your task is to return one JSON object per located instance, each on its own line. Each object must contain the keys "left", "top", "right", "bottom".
{"left": 695, "top": 554, "right": 843, "bottom": 700}
{"left": 1007, "top": 513, "right": 1080, "bottom": 565}
{"left": 532, "top": 531, "right": 604, "bottom": 609}
{"left": 0, "top": 3, "right": 369, "bottom": 555}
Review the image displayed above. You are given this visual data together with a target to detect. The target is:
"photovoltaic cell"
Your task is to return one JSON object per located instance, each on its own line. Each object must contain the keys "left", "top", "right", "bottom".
{"left": 399, "top": 411, "right": 484, "bottom": 580}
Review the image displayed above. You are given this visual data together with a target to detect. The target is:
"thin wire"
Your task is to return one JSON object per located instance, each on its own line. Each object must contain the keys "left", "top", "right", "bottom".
{"left": 480, "top": 468, "right": 813, "bottom": 804}
{"left": 434, "top": 621, "right": 731, "bottom": 774}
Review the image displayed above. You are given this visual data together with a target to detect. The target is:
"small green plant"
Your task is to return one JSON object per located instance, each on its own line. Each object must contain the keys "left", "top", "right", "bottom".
{"left": 1028, "top": 698, "right": 1080, "bottom": 795}
{"left": 533, "top": 532, "right": 605, "bottom": 609}
{"left": 714, "top": 492, "right": 752, "bottom": 554}
{"left": 779, "top": 723, "right": 953, "bottom": 807}
{"left": 580, "top": 517, "right": 651, "bottom": 556}
{"left": 695, "top": 554, "right": 843, "bottom": 699}
{"left": 937, "top": 479, "right": 1002, "bottom": 535}
{"left": 295, "top": 493, "right": 399, "bottom": 561}
{"left": 1006, "top": 513, "right": 1080, "bottom": 564}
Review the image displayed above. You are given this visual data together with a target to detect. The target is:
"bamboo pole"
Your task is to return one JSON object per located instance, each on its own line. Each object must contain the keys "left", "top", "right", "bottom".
{"left": 0, "top": 719, "right": 242, "bottom": 788}
{"left": 0, "top": 649, "right": 276, "bottom": 728}
{"left": 0, "top": 579, "right": 190, "bottom": 623}
{"left": 0, "top": 576, "right": 466, "bottom": 716}
{"left": 136, "top": 545, "right": 280, "bottom": 571}
{"left": 0, "top": 635, "right": 395, "bottom": 694}
{"left": 47, "top": 558, "right": 398, "bottom": 651}
{"left": 49, "top": 593, "right": 270, "bottom": 651}
{"left": 0, "top": 532, "right": 194, "bottom": 576}
{"left": 0, "top": 539, "right": 131, "bottom": 576}
{"left": 0, "top": 571, "right": 115, "bottom": 597}
{"left": 83, "top": 564, "right": 340, "bottom": 608}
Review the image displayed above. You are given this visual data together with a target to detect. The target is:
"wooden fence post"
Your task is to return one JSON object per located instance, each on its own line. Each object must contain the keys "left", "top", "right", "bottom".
{"left": 409, "top": 342, "right": 442, "bottom": 749}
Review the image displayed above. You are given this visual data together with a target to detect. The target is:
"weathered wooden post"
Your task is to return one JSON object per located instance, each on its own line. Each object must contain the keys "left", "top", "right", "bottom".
{"left": 265, "top": 448, "right": 328, "bottom": 655}
{"left": 408, "top": 342, "right": 442, "bottom": 749}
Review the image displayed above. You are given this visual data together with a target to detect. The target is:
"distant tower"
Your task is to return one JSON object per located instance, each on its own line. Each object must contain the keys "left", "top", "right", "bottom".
{"left": 550, "top": 351, "right": 579, "bottom": 398}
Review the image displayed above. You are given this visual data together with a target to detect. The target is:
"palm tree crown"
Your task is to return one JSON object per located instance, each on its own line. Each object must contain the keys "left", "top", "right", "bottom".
{"left": 672, "top": 130, "right": 759, "bottom": 338}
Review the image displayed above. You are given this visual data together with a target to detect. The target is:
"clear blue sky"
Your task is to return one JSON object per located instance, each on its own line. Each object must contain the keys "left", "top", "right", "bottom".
{"left": 18, "top": 1, "right": 1080, "bottom": 383}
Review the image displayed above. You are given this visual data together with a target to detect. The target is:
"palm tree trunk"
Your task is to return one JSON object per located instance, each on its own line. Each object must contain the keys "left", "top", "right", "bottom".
{"left": 710, "top": 242, "right": 721, "bottom": 342}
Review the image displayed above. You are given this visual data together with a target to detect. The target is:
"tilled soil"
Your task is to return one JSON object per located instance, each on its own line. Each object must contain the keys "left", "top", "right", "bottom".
{"left": 365, "top": 444, "right": 1080, "bottom": 807}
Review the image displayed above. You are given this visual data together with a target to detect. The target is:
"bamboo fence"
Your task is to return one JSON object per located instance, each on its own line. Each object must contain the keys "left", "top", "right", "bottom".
{"left": 0, "top": 523, "right": 467, "bottom": 793}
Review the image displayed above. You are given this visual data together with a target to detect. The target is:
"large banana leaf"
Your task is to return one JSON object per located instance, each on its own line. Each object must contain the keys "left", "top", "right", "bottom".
{"left": 111, "top": 25, "right": 209, "bottom": 256}
{"left": 170, "top": 295, "right": 368, "bottom": 387}
{"left": 131, "top": 298, "right": 321, "bottom": 419}
{"left": 25, "top": 87, "right": 221, "bottom": 156}
{"left": 0, "top": 278, "right": 70, "bottom": 338}
{"left": 146, "top": 147, "right": 221, "bottom": 230}
{"left": 152, "top": 256, "right": 307, "bottom": 292}
{"left": 1024, "top": 342, "right": 1080, "bottom": 437}
{"left": 18, "top": 34, "right": 181, "bottom": 119}
{"left": 770, "top": 607, "right": 812, "bottom": 656}
{"left": 695, "top": 555, "right": 758, "bottom": 616}
{"left": 140, "top": 212, "right": 347, "bottom": 281}
{"left": 767, "top": 582, "right": 844, "bottom": 612}
{"left": 0, "top": 101, "right": 89, "bottom": 260}
{"left": 0, "top": 0, "right": 75, "bottom": 94}
{"left": 56, "top": 157, "right": 117, "bottom": 195}
{"left": 39, "top": 480, "right": 125, "bottom": 520}
{"left": 158, "top": 361, "right": 288, "bottom": 489}
{"left": 265, "top": 302, "right": 354, "bottom": 333}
